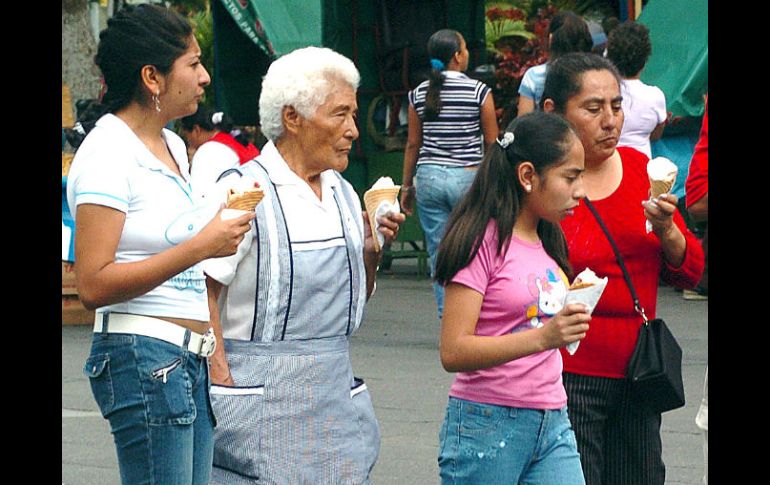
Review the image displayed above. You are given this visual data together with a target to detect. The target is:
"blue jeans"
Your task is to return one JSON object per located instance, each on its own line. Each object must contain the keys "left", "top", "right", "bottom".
{"left": 415, "top": 164, "right": 477, "bottom": 320}
{"left": 83, "top": 332, "right": 215, "bottom": 485}
{"left": 438, "top": 397, "right": 585, "bottom": 485}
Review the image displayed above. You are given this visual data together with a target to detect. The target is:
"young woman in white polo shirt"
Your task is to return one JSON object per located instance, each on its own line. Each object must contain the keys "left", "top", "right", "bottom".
{"left": 66, "top": 5, "right": 253, "bottom": 484}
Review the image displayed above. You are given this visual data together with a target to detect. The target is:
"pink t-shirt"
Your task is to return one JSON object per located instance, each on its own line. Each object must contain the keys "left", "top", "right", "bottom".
{"left": 448, "top": 222, "right": 569, "bottom": 409}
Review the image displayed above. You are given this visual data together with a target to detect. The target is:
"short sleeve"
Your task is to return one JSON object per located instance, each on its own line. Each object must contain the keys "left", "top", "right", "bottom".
{"left": 478, "top": 81, "right": 491, "bottom": 106}
{"left": 69, "top": 150, "right": 131, "bottom": 214}
{"left": 190, "top": 142, "right": 240, "bottom": 199}
{"left": 450, "top": 225, "right": 497, "bottom": 295}
{"left": 408, "top": 87, "right": 418, "bottom": 108}
{"left": 518, "top": 68, "right": 537, "bottom": 99}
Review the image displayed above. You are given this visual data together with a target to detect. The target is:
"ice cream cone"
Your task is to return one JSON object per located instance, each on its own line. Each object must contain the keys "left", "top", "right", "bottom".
{"left": 364, "top": 186, "right": 401, "bottom": 251}
{"left": 226, "top": 188, "right": 264, "bottom": 212}
{"left": 649, "top": 178, "right": 674, "bottom": 198}
{"left": 646, "top": 157, "right": 677, "bottom": 199}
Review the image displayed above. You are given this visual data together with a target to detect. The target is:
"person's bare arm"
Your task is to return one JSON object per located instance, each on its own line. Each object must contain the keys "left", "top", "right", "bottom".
{"left": 206, "top": 275, "right": 234, "bottom": 386}
{"left": 439, "top": 283, "right": 590, "bottom": 372}
{"left": 517, "top": 95, "right": 535, "bottom": 117}
{"left": 480, "top": 93, "right": 499, "bottom": 151}
{"left": 75, "top": 203, "right": 253, "bottom": 310}
{"left": 650, "top": 122, "right": 665, "bottom": 142}
{"left": 400, "top": 105, "right": 422, "bottom": 216}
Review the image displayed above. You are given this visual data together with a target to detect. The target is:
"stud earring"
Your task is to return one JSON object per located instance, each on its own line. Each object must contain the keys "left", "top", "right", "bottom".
{"left": 152, "top": 92, "right": 161, "bottom": 113}
{"left": 525, "top": 185, "right": 532, "bottom": 192}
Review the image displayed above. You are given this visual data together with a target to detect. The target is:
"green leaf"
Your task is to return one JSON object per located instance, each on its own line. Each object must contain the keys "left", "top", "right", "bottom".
{"left": 498, "top": 20, "right": 536, "bottom": 39}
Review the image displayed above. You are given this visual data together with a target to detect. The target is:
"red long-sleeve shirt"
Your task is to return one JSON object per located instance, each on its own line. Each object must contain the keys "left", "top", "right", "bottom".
{"left": 559, "top": 147, "right": 704, "bottom": 378}
{"left": 685, "top": 100, "right": 708, "bottom": 208}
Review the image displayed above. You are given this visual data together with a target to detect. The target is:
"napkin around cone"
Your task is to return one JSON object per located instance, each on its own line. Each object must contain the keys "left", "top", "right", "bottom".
{"left": 364, "top": 186, "right": 401, "bottom": 252}
{"left": 563, "top": 277, "right": 608, "bottom": 355}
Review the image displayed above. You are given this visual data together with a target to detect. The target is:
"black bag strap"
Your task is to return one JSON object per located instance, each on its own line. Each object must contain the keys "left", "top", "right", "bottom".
{"left": 583, "top": 198, "right": 650, "bottom": 325}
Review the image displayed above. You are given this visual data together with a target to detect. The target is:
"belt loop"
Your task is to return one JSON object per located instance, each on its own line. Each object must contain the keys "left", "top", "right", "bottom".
{"left": 101, "top": 311, "right": 110, "bottom": 334}
{"left": 182, "top": 328, "right": 192, "bottom": 349}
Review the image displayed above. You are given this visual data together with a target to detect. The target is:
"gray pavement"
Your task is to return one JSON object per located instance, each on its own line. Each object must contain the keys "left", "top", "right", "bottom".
{"left": 62, "top": 260, "right": 707, "bottom": 484}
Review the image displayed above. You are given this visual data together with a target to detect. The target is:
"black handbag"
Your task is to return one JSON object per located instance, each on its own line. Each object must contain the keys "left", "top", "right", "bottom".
{"left": 584, "top": 199, "right": 686, "bottom": 414}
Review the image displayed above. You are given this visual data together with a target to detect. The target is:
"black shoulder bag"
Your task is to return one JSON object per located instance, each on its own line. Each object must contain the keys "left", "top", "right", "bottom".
{"left": 584, "top": 199, "right": 686, "bottom": 414}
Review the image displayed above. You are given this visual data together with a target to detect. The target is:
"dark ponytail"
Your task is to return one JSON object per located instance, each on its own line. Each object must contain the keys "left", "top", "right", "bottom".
{"left": 424, "top": 29, "right": 462, "bottom": 122}
{"left": 435, "top": 112, "right": 576, "bottom": 285}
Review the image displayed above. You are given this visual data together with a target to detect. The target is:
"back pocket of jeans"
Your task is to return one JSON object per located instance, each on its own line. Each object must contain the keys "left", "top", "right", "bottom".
{"left": 210, "top": 384, "right": 265, "bottom": 481}
{"left": 83, "top": 354, "right": 114, "bottom": 417}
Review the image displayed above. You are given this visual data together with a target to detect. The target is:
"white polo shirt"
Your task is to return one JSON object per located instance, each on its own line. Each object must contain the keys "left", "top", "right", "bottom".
{"left": 66, "top": 114, "right": 211, "bottom": 321}
{"left": 190, "top": 140, "right": 239, "bottom": 200}
{"left": 202, "top": 141, "right": 364, "bottom": 286}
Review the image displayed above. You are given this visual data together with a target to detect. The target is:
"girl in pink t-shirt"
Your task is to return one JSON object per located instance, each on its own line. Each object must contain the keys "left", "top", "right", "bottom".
{"left": 434, "top": 111, "right": 591, "bottom": 485}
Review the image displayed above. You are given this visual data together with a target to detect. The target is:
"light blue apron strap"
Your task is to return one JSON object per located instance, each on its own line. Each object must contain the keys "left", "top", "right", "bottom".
{"left": 249, "top": 160, "right": 294, "bottom": 342}
{"left": 331, "top": 175, "right": 367, "bottom": 333}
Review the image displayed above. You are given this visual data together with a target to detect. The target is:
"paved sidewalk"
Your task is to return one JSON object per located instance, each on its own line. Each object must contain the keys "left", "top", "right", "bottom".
{"left": 62, "top": 262, "right": 707, "bottom": 484}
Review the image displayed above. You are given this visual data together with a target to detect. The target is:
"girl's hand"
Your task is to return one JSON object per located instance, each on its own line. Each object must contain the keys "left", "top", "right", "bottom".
{"left": 540, "top": 303, "right": 591, "bottom": 350}
{"left": 196, "top": 207, "right": 255, "bottom": 259}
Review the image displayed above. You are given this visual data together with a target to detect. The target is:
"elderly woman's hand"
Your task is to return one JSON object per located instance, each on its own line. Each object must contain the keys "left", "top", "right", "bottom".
{"left": 362, "top": 210, "right": 406, "bottom": 253}
{"left": 362, "top": 210, "right": 406, "bottom": 297}
{"left": 642, "top": 193, "right": 678, "bottom": 238}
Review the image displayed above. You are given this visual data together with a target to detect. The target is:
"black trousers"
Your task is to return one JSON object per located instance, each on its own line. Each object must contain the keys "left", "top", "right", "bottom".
{"left": 563, "top": 372, "right": 665, "bottom": 485}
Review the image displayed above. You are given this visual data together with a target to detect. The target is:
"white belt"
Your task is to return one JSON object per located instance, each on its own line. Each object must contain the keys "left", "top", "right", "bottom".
{"left": 94, "top": 312, "right": 217, "bottom": 358}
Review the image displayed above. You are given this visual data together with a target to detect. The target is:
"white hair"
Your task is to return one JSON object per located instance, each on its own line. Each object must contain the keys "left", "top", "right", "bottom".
{"left": 259, "top": 46, "right": 360, "bottom": 142}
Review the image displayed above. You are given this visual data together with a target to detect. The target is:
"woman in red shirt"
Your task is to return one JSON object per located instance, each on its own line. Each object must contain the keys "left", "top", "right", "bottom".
{"left": 541, "top": 53, "right": 704, "bottom": 485}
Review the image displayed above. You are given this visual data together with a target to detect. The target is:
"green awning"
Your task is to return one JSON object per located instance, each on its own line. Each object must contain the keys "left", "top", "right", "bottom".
{"left": 218, "top": 0, "right": 323, "bottom": 58}
{"left": 638, "top": 0, "right": 708, "bottom": 118}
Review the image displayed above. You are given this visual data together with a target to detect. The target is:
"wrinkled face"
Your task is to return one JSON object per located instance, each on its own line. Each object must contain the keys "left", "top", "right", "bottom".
{"left": 297, "top": 79, "right": 359, "bottom": 173}
{"left": 527, "top": 134, "right": 586, "bottom": 224}
{"left": 161, "top": 36, "right": 211, "bottom": 120}
{"left": 562, "top": 69, "right": 623, "bottom": 165}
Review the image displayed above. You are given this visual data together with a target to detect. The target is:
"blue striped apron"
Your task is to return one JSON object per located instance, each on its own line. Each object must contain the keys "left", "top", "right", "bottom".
{"left": 209, "top": 162, "right": 380, "bottom": 485}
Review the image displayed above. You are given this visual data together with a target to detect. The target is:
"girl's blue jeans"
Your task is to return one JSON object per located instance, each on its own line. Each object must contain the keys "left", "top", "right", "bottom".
{"left": 83, "top": 332, "right": 215, "bottom": 485}
{"left": 438, "top": 396, "right": 586, "bottom": 485}
{"left": 415, "top": 163, "right": 477, "bottom": 320}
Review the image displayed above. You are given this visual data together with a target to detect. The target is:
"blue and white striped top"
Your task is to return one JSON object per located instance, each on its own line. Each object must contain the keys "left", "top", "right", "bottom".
{"left": 409, "top": 71, "right": 491, "bottom": 167}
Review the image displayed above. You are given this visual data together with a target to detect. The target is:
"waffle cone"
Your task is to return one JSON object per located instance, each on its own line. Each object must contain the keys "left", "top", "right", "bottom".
{"left": 649, "top": 178, "right": 673, "bottom": 198}
{"left": 226, "top": 189, "right": 264, "bottom": 212}
{"left": 569, "top": 281, "right": 595, "bottom": 291}
{"left": 363, "top": 186, "right": 401, "bottom": 252}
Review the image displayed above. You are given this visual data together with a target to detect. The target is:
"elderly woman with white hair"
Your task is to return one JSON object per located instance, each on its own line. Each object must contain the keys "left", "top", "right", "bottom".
{"left": 201, "top": 46, "right": 404, "bottom": 484}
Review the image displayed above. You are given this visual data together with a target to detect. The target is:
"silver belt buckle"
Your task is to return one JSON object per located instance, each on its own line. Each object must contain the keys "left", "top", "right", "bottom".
{"left": 197, "top": 328, "right": 217, "bottom": 357}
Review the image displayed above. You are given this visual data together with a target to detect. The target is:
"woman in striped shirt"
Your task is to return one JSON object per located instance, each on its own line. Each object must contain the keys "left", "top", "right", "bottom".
{"left": 401, "top": 28, "right": 498, "bottom": 320}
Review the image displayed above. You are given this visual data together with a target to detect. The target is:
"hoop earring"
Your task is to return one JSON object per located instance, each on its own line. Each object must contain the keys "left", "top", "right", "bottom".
{"left": 152, "top": 93, "right": 161, "bottom": 113}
